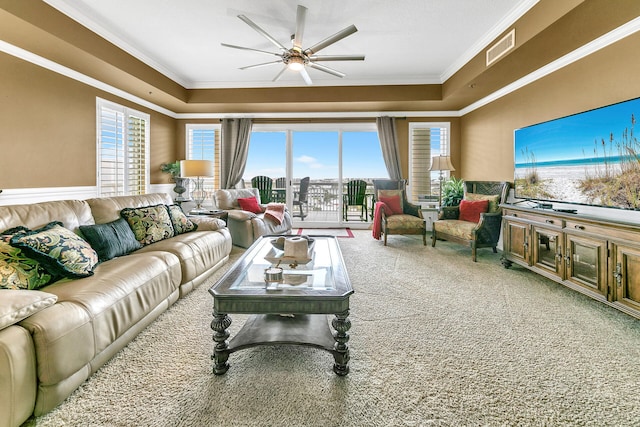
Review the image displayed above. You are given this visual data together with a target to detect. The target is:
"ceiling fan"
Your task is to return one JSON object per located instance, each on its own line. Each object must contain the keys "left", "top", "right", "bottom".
{"left": 221, "top": 5, "right": 365, "bottom": 85}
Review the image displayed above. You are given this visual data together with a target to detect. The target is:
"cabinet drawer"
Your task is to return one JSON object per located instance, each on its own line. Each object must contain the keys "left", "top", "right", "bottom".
{"left": 565, "top": 220, "right": 620, "bottom": 237}
{"left": 504, "top": 210, "right": 562, "bottom": 227}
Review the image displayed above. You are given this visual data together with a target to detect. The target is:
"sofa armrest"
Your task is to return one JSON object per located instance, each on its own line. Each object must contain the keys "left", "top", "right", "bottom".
{"left": 227, "top": 210, "right": 258, "bottom": 221}
{"left": 189, "top": 216, "right": 226, "bottom": 231}
{"left": 0, "top": 290, "right": 57, "bottom": 331}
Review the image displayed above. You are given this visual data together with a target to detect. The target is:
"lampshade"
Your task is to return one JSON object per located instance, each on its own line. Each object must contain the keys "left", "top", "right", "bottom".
{"left": 180, "top": 160, "right": 214, "bottom": 177}
{"left": 429, "top": 155, "right": 456, "bottom": 172}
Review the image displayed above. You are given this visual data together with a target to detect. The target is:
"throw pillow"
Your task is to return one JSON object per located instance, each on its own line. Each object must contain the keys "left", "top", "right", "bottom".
{"left": 0, "top": 227, "right": 56, "bottom": 290}
{"left": 465, "top": 193, "right": 501, "bottom": 213}
{"left": 166, "top": 204, "right": 198, "bottom": 235}
{"left": 237, "top": 196, "right": 263, "bottom": 214}
{"left": 120, "top": 204, "right": 175, "bottom": 246}
{"left": 10, "top": 222, "right": 99, "bottom": 278}
{"left": 378, "top": 195, "right": 403, "bottom": 215}
{"left": 459, "top": 199, "right": 489, "bottom": 223}
{"left": 378, "top": 189, "right": 404, "bottom": 208}
{"left": 79, "top": 218, "right": 142, "bottom": 262}
{"left": 0, "top": 290, "right": 58, "bottom": 330}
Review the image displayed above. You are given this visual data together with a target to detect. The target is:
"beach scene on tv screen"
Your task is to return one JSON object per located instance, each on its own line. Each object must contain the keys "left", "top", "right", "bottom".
{"left": 514, "top": 97, "right": 640, "bottom": 210}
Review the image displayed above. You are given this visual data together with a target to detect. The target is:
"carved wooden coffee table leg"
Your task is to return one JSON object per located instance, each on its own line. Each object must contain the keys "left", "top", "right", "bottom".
{"left": 331, "top": 310, "right": 351, "bottom": 376}
{"left": 211, "top": 310, "right": 232, "bottom": 375}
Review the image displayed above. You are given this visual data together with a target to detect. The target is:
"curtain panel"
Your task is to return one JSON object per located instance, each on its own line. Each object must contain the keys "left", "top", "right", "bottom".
{"left": 376, "top": 116, "right": 402, "bottom": 181}
{"left": 220, "top": 118, "right": 252, "bottom": 189}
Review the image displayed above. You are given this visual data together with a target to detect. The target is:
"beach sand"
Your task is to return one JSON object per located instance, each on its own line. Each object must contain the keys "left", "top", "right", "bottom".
{"left": 515, "top": 163, "right": 622, "bottom": 204}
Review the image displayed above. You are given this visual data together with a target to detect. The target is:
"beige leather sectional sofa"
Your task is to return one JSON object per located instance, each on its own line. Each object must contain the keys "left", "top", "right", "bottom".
{"left": 0, "top": 193, "right": 232, "bottom": 427}
{"left": 214, "top": 188, "right": 292, "bottom": 248}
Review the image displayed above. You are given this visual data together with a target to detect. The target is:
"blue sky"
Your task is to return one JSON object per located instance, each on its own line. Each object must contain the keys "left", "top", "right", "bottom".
{"left": 514, "top": 97, "right": 639, "bottom": 164}
{"left": 244, "top": 131, "right": 388, "bottom": 180}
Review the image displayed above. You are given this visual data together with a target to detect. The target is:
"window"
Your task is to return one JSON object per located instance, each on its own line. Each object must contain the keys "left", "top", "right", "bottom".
{"left": 96, "top": 98, "right": 149, "bottom": 196}
{"left": 186, "top": 124, "right": 221, "bottom": 190}
{"left": 409, "top": 122, "right": 451, "bottom": 202}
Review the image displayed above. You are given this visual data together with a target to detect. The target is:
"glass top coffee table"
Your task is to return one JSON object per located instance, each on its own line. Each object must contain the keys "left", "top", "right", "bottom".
{"left": 209, "top": 235, "right": 353, "bottom": 376}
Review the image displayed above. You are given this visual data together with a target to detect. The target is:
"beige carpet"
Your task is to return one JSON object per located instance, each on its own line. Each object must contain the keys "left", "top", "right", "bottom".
{"left": 27, "top": 230, "right": 640, "bottom": 426}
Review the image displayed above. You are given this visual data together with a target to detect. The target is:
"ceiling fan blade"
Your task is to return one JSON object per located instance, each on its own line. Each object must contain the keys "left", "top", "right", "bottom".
{"left": 309, "top": 54, "right": 365, "bottom": 61}
{"left": 239, "top": 60, "right": 283, "bottom": 70}
{"left": 238, "top": 14, "right": 288, "bottom": 52}
{"left": 300, "top": 68, "right": 313, "bottom": 85}
{"left": 221, "top": 43, "right": 281, "bottom": 57}
{"left": 308, "top": 62, "right": 346, "bottom": 78}
{"left": 293, "top": 5, "right": 307, "bottom": 50}
{"left": 272, "top": 66, "right": 287, "bottom": 82}
{"left": 304, "top": 24, "right": 358, "bottom": 56}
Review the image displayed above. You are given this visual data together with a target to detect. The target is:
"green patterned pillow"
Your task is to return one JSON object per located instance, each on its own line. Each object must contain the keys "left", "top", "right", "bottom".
{"left": 0, "top": 227, "right": 57, "bottom": 290}
{"left": 166, "top": 204, "right": 198, "bottom": 235}
{"left": 10, "top": 222, "right": 99, "bottom": 278}
{"left": 120, "top": 204, "right": 175, "bottom": 246}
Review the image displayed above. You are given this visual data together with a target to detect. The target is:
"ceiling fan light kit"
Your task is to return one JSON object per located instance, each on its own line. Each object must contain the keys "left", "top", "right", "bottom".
{"left": 222, "top": 5, "right": 365, "bottom": 85}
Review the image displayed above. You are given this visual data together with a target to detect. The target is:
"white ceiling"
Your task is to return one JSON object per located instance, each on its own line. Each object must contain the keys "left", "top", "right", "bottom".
{"left": 44, "top": 0, "right": 538, "bottom": 89}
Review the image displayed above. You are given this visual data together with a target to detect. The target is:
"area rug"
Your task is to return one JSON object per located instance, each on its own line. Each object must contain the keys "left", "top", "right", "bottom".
{"left": 296, "top": 227, "right": 354, "bottom": 238}
{"left": 28, "top": 230, "right": 640, "bottom": 426}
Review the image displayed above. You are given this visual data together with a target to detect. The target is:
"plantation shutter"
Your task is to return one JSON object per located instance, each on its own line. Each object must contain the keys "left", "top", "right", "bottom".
{"left": 409, "top": 123, "right": 450, "bottom": 202}
{"left": 186, "top": 125, "right": 221, "bottom": 190}
{"left": 97, "top": 99, "right": 149, "bottom": 196}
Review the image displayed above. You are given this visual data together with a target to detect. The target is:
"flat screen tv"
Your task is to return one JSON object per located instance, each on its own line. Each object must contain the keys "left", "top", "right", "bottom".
{"left": 514, "top": 96, "right": 640, "bottom": 210}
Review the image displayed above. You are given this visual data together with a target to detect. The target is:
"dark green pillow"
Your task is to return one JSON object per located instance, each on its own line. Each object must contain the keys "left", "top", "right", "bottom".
{"left": 10, "top": 222, "right": 99, "bottom": 278}
{"left": 79, "top": 218, "right": 142, "bottom": 262}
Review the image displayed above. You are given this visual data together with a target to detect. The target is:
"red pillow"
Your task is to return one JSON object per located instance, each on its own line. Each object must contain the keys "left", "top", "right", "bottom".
{"left": 237, "top": 197, "right": 262, "bottom": 214}
{"left": 459, "top": 199, "right": 489, "bottom": 223}
{"left": 378, "top": 195, "right": 403, "bottom": 215}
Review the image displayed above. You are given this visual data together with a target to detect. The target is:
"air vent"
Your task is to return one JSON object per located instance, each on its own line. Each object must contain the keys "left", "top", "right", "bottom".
{"left": 486, "top": 29, "right": 515, "bottom": 66}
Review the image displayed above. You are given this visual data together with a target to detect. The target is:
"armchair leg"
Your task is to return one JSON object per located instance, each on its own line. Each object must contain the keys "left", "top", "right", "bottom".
{"left": 431, "top": 232, "right": 437, "bottom": 247}
{"left": 471, "top": 244, "right": 477, "bottom": 262}
{"left": 384, "top": 232, "right": 387, "bottom": 246}
{"left": 422, "top": 230, "right": 427, "bottom": 246}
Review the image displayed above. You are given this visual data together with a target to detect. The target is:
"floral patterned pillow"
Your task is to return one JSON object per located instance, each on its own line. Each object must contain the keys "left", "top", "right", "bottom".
{"left": 166, "top": 204, "right": 198, "bottom": 235}
{"left": 0, "top": 227, "right": 57, "bottom": 290}
{"left": 9, "top": 222, "right": 98, "bottom": 278}
{"left": 120, "top": 204, "right": 175, "bottom": 246}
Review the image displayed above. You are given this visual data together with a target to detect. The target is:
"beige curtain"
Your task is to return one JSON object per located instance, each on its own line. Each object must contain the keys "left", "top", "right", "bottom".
{"left": 376, "top": 116, "right": 402, "bottom": 181}
{"left": 220, "top": 118, "right": 252, "bottom": 189}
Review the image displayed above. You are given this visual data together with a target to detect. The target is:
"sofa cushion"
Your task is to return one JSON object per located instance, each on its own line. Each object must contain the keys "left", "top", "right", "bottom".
{"left": 120, "top": 204, "right": 175, "bottom": 246}
{"left": 465, "top": 193, "right": 501, "bottom": 213}
{"left": 0, "top": 289, "right": 57, "bottom": 330}
{"left": 385, "top": 214, "right": 424, "bottom": 230}
{"left": 459, "top": 199, "right": 489, "bottom": 223}
{"left": 10, "top": 222, "right": 99, "bottom": 278}
{"left": 1, "top": 227, "right": 56, "bottom": 290}
{"left": 238, "top": 197, "right": 262, "bottom": 214}
{"left": 379, "top": 195, "right": 403, "bottom": 215}
{"left": 166, "top": 204, "right": 198, "bottom": 235}
{"left": 215, "top": 188, "right": 262, "bottom": 210}
{"left": 433, "top": 219, "right": 477, "bottom": 240}
{"left": 79, "top": 218, "right": 142, "bottom": 262}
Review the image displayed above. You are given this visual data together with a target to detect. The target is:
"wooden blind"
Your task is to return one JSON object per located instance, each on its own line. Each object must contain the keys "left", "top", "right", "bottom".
{"left": 187, "top": 125, "right": 220, "bottom": 190}
{"left": 409, "top": 124, "right": 449, "bottom": 202}
{"left": 97, "top": 99, "right": 149, "bottom": 196}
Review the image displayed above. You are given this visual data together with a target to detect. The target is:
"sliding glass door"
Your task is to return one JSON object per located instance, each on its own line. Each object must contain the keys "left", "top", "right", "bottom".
{"left": 244, "top": 124, "right": 385, "bottom": 227}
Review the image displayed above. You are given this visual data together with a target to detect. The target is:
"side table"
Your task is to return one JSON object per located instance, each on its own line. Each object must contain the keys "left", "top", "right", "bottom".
{"left": 188, "top": 210, "right": 228, "bottom": 225}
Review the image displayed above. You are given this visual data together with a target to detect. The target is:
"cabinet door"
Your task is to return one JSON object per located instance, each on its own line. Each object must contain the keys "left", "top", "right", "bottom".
{"left": 612, "top": 242, "right": 640, "bottom": 311}
{"left": 503, "top": 219, "right": 529, "bottom": 265}
{"left": 564, "top": 233, "right": 607, "bottom": 297}
{"left": 531, "top": 226, "right": 562, "bottom": 278}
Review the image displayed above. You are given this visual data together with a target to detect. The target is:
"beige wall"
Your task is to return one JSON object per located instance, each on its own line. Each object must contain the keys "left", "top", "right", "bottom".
{"left": 0, "top": 52, "right": 177, "bottom": 189}
{"left": 460, "top": 30, "right": 640, "bottom": 182}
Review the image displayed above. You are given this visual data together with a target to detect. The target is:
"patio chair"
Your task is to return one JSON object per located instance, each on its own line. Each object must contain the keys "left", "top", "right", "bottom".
{"left": 293, "top": 177, "right": 310, "bottom": 220}
{"left": 343, "top": 180, "right": 368, "bottom": 221}
{"left": 431, "top": 181, "right": 510, "bottom": 261}
{"left": 273, "top": 177, "right": 287, "bottom": 202}
{"left": 251, "top": 175, "right": 273, "bottom": 204}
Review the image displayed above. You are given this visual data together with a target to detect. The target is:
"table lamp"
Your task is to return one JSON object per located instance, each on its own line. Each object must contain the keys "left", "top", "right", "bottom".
{"left": 429, "top": 155, "right": 455, "bottom": 206}
{"left": 180, "top": 160, "right": 214, "bottom": 212}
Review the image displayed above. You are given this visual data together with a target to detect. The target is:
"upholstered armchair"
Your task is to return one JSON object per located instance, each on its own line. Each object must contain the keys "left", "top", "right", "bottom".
{"left": 431, "top": 181, "right": 510, "bottom": 261}
{"left": 372, "top": 179, "right": 427, "bottom": 246}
